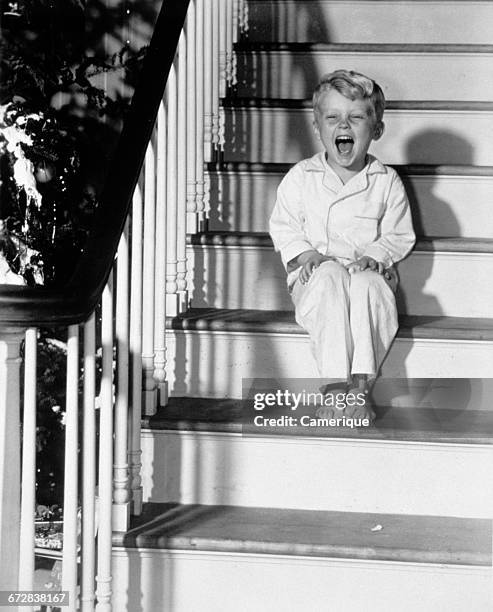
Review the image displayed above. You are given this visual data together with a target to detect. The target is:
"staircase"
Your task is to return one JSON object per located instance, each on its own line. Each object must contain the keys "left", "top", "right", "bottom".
{"left": 112, "top": 2, "right": 493, "bottom": 610}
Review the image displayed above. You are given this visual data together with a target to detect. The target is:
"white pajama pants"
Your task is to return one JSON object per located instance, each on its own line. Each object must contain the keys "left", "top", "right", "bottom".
{"left": 291, "top": 260, "right": 399, "bottom": 380}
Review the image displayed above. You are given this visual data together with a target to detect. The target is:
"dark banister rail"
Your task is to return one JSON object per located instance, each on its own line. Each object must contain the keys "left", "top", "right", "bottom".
{"left": 0, "top": 0, "right": 190, "bottom": 327}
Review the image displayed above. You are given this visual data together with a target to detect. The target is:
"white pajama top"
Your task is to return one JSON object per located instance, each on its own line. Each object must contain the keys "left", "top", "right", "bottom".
{"left": 269, "top": 152, "right": 416, "bottom": 289}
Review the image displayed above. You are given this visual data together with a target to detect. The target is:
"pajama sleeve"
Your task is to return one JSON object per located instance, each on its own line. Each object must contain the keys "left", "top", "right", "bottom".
{"left": 362, "top": 171, "right": 416, "bottom": 267}
{"left": 269, "top": 165, "right": 315, "bottom": 270}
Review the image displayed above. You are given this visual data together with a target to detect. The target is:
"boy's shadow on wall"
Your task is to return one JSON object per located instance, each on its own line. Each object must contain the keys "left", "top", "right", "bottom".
{"left": 395, "top": 130, "right": 472, "bottom": 320}
{"left": 391, "top": 131, "right": 473, "bottom": 383}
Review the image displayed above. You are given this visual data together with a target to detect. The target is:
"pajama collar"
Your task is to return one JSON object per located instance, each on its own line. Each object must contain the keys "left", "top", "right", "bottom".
{"left": 302, "top": 152, "right": 388, "bottom": 201}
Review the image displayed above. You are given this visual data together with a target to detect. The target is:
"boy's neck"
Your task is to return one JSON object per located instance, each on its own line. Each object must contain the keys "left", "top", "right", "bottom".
{"left": 324, "top": 152, "right": 368, "bottom": 185}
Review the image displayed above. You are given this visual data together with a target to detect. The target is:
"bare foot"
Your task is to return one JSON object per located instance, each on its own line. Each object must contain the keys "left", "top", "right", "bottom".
{"left": 315, "top": 405, "right": 336, "bottom": 419}
{"left": 316, "top": 384, "right": 347, "bottom": 419}
{"left": 344, "top": 388, "right": 376, "bottom": 423}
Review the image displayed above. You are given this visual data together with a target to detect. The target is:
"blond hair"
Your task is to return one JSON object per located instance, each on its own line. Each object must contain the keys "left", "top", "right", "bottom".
{"left": 313, "top": 69, "right": 386, "bottom": 123}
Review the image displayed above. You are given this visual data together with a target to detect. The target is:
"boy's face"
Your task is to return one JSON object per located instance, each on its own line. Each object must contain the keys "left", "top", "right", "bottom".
{"left": 313, "top": 88, "right": 383, "bottom": 176}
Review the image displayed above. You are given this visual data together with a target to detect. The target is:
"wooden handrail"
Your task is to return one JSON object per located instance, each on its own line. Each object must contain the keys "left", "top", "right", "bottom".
{"left": 0, "top": 0, "right": 190, "bottom": 327}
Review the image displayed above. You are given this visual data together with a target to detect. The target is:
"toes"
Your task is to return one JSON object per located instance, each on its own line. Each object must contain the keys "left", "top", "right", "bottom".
{"left": 315, "top": 406, "right": 335, "bottom": 419}
{"left": 344, "top": 403, "right": 356, "bottom": 418}
{"left": 351, "top": 407, "right": 364, "bottom": 420}
{"left": 353, "top": 406, "right": 376, "bottom": 423}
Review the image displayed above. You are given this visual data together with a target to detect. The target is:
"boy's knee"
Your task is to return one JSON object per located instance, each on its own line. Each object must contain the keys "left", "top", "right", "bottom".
{"left": 293, "top": 261, "right": 348, "bottom": 311}
{"left": 350, "top": 269, "right": 391, "bottom": 296}
{"left": 313, "top": 260, "right": 349, "bottom": 284}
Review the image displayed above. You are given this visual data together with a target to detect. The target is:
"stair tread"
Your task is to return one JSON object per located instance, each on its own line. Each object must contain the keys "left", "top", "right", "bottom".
{"left": 223, "top": 98, "right": 493, "bottom": 111}
{"left": 115, "top": 503, "right": 491, "bottom": 566}
{"left": 250, "top": 0, "right": 482, "bottom": 2}
{"left": 189, "top": 232, "right": 493, "bottom": 254}
{"left": 236, "top": 41, "right": 493, "bottom": 54}
{"left": 168, "top": 308, "right": 493, "bottom": 341}
{"left": 207, "top": 161, "right": 493, "bottom": 177}
{"left": 143, "top": 398, "right": 493, "bottom": 445}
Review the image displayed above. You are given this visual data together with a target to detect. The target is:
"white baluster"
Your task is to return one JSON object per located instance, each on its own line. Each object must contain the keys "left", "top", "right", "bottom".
{"left": 241, "top": 0, "right": 249, "bottom": 36}
{"left": 81, "top": 314, "right": 97, "bottom": 612}
{"left": 203, "top": 0, "right": 214, "bottom": 162}
{"left": 232, "top": 0, "right": 240, "bottom": 86}
{"left": 61, "top": 324, "right": 80, "bottom": 612}
{"left": 19, "top": 328, "right": 37, "bottom": 602}
{"left": 142, "top": 141, "right": 157, "bottom": 415}
{"left": 177, "top": 29, "right": 189, "bottom": 312}
{"left": 238, "top": 0, "right": 245, "bottom": 32}
{"left": 129, "top": 186, "right": 144, "bottom": 514}
{"left": 195, "top": 0, "right": 206, "bottom": 229}
{"left": 0, "top": 329, "right": 23, "bottom": 594}
{"left": 113, "top": 225, "right": 130, "bottom": 530}
{"left": 226, "top": 0, "right": 233, "bottom": 89}
{"left": 218, "top": 0, "right": 227, "bottom": 151}
{"left": 219, "top": 0, "right": 227, "bottom": 98}
{"left": 211, "top": 0, "right": 220, "bottom": 152}
{"left": 154, "top": 102, "right": 168, "bottom": 407}
{"left": 96, "top": 281, "right": 114, "bottom": 612}
{"left": 166, "top": 61, "right": 179, "bottom": 317}
{"left": 186, "top": 0, "right": 198, "bottom": 234}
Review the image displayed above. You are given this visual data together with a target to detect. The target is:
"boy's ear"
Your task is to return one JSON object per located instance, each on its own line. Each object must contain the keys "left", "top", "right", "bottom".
{"left": 313, "top": 119, "right": 321, "bottom": 140}
{"left": 373, "top": 121, "right": 385, "bottom": 141}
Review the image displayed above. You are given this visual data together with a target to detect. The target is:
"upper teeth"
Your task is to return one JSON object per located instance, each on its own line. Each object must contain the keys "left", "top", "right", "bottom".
{"left": 337, "top": 136, "right": 352, "bottom": 141}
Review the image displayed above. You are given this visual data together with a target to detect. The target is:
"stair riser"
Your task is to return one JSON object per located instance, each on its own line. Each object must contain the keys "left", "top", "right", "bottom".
{"left": 141, "top": 431, "right": 493, "bottom": 518}
{"left": 246, "top": 0, "right": 493, "bottom": 44}
{"left": 208, "top": 171, "right": 493, "bottom": 238}
{"left": 188, "top": 247, "right": 493, "bottom": 317}
{"left": 223, "top": 108, "right": 493, "bottom": 165}
{"left": 112, "top": 550, "right": 491, "bottom": 612}
{"left": 235, "top": 51, "right": 493, "bottom": 101}
{"left": 165, "top": 331, "right": 493, "bottom": 396}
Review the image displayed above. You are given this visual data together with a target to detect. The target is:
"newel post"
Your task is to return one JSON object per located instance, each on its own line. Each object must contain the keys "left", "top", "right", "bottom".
{"left": 0, "top": 328, "right": 24, "bottom": 593}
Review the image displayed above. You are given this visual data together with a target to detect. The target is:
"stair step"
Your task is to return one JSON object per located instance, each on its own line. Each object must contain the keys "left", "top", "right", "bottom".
{"left": 222, "top": 101, "right": 493, "bottom": 165}
{"left": 206, "top": 163, "right": 493, "bottom": 238}
{"left": 191, "top": 232, "right": 493, "bottom": 253}
{"left": 211, "top": 163, "right": 493, "bottom": 175}
{"left": 140, "top": 399, "right": 493, "bottom": 517}
{"left": 207, "top": 162, "right": 493, "bottom": 238}
{"left": 169, "top": 308, "right": 493, "bottom": 341}
{"left": 234, "top": 43, "right": 493, "bottom": 101}
{"left": 144, "top": 398, "right": 493, "bottom": 445}
{"left": 223, "top": 99, "right": 493, "bottom": 110}
{"left": 237, "top": 42, "right": 493, "bottom": 54}
{"left": 187, "top": 234, "right": 493, "bottom": 316}
{"left": 164, "top": 309, "right": 493, "bottom": 396}
{"left": 116, "top": 503, "right": 491, "bottom": 565}
{"left": 246, "top": 0, "right": 493, "bottom": 44}
{"left": 112, "top": 504, "right": 492, "bottom": 611}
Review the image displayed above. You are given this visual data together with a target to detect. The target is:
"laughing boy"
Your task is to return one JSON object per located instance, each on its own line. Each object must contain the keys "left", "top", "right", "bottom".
{"left": 269, "top": 69, "right": 415, "bottom": 422}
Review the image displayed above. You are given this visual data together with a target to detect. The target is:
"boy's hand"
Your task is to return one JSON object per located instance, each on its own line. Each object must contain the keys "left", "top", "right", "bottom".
{"left": 346, "top": 256, "right": 384, "bottom": 275}
{"left": 297, "top": 250, "right": 335, "bottom": 284}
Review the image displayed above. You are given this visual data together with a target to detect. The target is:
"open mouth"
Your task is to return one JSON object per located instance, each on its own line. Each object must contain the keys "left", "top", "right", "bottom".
{"left": 335, "top": 135, "right": 354, "bottom": 155}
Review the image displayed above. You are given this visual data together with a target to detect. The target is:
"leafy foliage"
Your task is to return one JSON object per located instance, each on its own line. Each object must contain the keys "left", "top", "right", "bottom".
{"left": 0, "top": 0, "right": 147, "bottom": 285}
{"left": 1, "top": 0, "right": 153, "bottom": 509}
